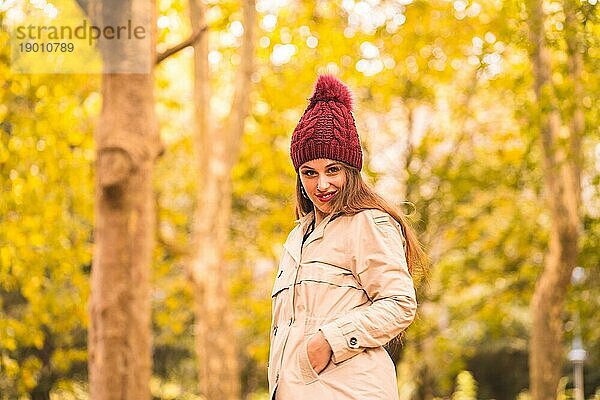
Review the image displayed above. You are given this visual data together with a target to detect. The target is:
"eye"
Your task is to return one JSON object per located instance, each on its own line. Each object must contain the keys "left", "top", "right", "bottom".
{"left": 328, "top": 166, "right": 340, "bottom": 173}
{"left": 301, "top": 170, "right": 316, "bottom": 176}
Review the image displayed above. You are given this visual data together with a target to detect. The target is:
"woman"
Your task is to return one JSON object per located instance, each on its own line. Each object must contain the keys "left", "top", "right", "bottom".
{"left": 268, "top": 74, "right": 426, "bottom": 400}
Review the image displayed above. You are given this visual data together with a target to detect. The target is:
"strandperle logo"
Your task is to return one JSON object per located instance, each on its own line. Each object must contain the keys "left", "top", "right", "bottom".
{"left": 15, "top": 19, "right": 147, "bottom": 47}
{"left": 8, "top": 1, "right": 151, "bottom": 74}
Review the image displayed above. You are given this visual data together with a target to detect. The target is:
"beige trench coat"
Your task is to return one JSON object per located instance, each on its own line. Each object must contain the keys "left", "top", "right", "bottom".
{"left": 268, "top": 208, "right": 417, "bottom": 400}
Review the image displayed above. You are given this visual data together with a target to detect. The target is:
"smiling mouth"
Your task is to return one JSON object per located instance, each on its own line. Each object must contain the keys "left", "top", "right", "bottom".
{"left": 315, "top": 191, "right": 337, "bottom": 201}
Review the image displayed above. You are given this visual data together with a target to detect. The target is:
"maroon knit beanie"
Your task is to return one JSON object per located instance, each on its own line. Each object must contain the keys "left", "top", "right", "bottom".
{"left": 290, "top": 74, "right": 363, "bottom": 171}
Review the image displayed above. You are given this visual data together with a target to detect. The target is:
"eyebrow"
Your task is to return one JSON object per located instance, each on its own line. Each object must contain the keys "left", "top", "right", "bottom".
{"left": 300, "top": 162, "right": 340, "bottom": 170}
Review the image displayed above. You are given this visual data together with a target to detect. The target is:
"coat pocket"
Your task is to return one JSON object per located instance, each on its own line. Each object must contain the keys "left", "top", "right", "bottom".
{"left": 297, "top": 337, "right": 319, "bottom": 384}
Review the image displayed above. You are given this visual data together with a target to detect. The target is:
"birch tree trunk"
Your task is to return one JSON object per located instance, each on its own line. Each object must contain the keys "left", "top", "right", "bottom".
{"left": 87, "top": 1, "right": 162, "bottom": 399}
{"left": 527, "top": 0, "right": 583, "bottom": 398}
{"left": 188, "top": 1, "right": 256, "bottom": 398}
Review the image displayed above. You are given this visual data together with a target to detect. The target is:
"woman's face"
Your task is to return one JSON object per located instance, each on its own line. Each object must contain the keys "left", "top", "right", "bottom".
{"left": 299, "top": 158, "right": 347, "bottom": 218}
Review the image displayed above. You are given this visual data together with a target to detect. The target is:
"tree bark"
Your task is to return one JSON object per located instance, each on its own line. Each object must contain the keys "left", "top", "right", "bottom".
{"left": 563, "top": 0, "right": 584, "bottom": 201}
{"left": 87, "top": 1, "right": 162, "bottom": 399}
{"left": 188, "top": 1, "right": 256, "bottom": 399}
{"left": 527, "top": 1, "right": 582, "bottom": 399}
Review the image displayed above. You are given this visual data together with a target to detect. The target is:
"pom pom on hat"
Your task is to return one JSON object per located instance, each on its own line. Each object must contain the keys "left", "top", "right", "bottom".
{"left": 290, "top": 74, "right": 363, "bottom": 171}
{"left": 308, "top": 74, "right": 353, "bottom": 110}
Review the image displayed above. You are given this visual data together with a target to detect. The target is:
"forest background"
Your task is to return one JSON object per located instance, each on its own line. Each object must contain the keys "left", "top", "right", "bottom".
{"left": 0, "top": 0, "right": 599, "bottom": 399}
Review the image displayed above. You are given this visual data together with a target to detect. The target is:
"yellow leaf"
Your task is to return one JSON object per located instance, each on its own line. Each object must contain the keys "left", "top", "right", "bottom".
{"left": 0, "top": 246, "right": 11, "bottom": 269}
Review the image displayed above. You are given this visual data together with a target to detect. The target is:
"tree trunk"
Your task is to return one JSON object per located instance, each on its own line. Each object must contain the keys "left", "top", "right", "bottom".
{"left": 188, "top": 1, "right": 255, "bottom": 399}
{"left": 88, "top": 1, "right": 162, "bottom": 399}
{"left": 527, "top": 1, "right": 582, "bottom": 399}
{"left": 30, "top": 393, "right": 50, "bottom": 400}
{"left": 563, "top": 0, "right": 584, "bottom": 198}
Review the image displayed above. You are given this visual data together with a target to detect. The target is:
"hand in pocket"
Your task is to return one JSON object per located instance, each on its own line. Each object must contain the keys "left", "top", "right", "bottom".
{"left": 306, "top": 330, "right": 333, "bottom": 374}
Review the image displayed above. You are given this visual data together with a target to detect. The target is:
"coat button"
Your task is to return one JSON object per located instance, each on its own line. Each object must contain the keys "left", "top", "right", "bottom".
{"left": 288, "top": 318, "right": 293, "bottom": 326}
{"left": 277, "top": 270, "right": 283, "bottom": 278}
{"left": 349, "top": 336, "right": 358, "bottom": 348}
{"left": 273, "top": 326, "right": 278, "bottom": 336}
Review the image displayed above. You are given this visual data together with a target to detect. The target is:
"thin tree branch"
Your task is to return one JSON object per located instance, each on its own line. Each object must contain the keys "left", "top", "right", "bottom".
{"left": 75, "top": 0, "right": 100, "bottom": 28}
{"left": 75, "top": 0, "right": 89, "bottom": 15}
{"left": 156, "top": 25, "right": 208, "bottom": 64}
{"left": 154, "top": 195, "right": 190, "bottom": 257}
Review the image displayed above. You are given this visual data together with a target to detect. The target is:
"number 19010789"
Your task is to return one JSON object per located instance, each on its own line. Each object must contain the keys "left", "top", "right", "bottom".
{"left": 18, "top": 42, "right": 75, "bottom": 52}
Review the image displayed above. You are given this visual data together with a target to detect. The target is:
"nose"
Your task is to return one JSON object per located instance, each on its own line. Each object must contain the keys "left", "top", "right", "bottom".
{"left": 317, "top": 175, "right": 330, "bottom": 191}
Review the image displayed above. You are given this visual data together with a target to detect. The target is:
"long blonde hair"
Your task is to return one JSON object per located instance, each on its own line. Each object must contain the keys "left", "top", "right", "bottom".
{"left": 295, "top": 162, "right": 428, "bottom": 281}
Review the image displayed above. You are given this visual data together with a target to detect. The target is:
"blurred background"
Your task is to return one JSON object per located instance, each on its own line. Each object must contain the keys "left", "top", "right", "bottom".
{"left": 0, "top": 0, "right": 599, "bottom": 399}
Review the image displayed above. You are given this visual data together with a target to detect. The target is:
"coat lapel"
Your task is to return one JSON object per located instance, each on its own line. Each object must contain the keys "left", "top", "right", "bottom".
{"left": 283, "top": 212, "right": 313, "bottom": 264}
{"left": 302, "top": 211, "right": 344, "bottom": 247}
{"left": 283, "top": 210, "right": 345, "bottom": 263}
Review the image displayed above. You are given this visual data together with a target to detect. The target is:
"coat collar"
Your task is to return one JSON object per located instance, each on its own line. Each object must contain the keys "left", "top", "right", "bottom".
{"left": 284, "top": 210, "right": 343, "bottom": 263}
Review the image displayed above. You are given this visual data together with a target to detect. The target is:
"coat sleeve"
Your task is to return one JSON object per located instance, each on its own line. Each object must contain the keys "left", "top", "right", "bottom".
{"left": 319, "top": 209, "right": 417, "bottom": 364}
